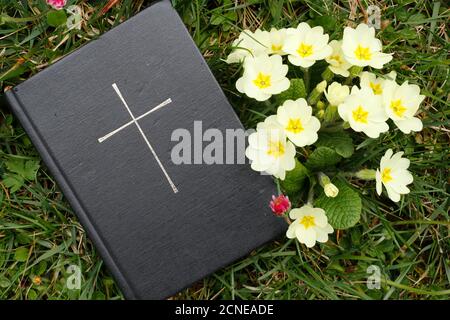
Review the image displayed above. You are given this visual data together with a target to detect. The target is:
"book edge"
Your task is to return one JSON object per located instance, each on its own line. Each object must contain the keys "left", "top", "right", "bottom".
{"left": 5, "top": 89, "right": 138, "bottom": 299}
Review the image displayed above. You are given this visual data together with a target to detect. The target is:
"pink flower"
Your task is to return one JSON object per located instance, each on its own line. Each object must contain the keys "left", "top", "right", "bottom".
{"left": 47, "top": 0, "right": 67, "bottom": 10}
{"left": 269, "top": 194, "right": 291, "bottom": 216}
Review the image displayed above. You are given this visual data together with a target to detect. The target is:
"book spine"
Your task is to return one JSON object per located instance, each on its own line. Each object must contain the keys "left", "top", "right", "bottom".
{"left": 5, "top": 89, "right": 137, "bottom": 299}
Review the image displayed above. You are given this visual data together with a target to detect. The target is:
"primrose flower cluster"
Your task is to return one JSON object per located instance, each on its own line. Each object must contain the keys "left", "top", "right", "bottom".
{"left": 227, "top": 23, "right": 425, "bottom": 248}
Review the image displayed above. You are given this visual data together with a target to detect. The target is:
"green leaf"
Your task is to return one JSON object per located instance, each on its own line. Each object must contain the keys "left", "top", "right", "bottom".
{"left": 28, "top": 289, "right": 38, "bottom": 299}
{"left": 268, "top": 0, "right": 284, "bottom": 23}
{"left": 93, "top": 291, "right": 106, "bottom": 300}
{"left": 0, "top": 276, "right": 11, "bottom": 288}
{"left": 2, "top": 173, "right": 24, "bottom": 193}
{"left": 305, "top": 147, "right": 341, "bottom": 171}
{"left": 0, "top": 64, "right": 28, "bottom": 81}
{"left": 46, "top": 10, "right": 67, "bottom": 27}
{"left": 311, "top": 15, "right": 337, "bottom": 33}
{"left": 5, "top": 158, "right": 39, "bottom": 180}
{"left": 23, "top": 160, "right": 40, "bottom": 180}
{"left": 280, "top": 159, "right": 309, "bottom": 196}
{"left": 274, "top": 78, "right": 307, "bottom": 105}
{"left": 210, "top": 11, "right": 236, "bottom": 26}
{"left": 316, "top": 131, "right": 354, "bottom": 158}
{"left": 34, "top": 261, "right": 47, "bottom": 276}
{"left": 14, "top": 247, "right": 29, "bottom": 262}
{"left": 315, "top": 180, "right": 362, "bottom": 229}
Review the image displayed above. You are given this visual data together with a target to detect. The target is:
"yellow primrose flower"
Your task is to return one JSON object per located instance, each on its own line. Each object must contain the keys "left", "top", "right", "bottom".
{"left": 236, "top": 54, "right": 290, "bottom": 101}
{"left": 376, "top": 149, "right": 413, "bottom": 202}
{"left": 275, "top": 98, "right": 321, "bottom": 147}
{"left": 324, "top": 82, "right": 350, "bottom": 106}
{"left": 283, "top": 23, "right": 332, "bottom": 68}
{"left": 245, "top": 116, "right": 296, "bottom": 180}
{"left": 342, "top": 24, "right": 392, "bottom": 69}
{"left": 286, "top": 205, "right": 334, "bottom": 248}
{"left": 360, "top": 71, "right": 396, "bottom": 96}
{"left": 382, "top": 81, "right": 425, "bottom": 134}
{"left": 225, "top": 29, "right": 270, "bottom": 64}
{"left": 267, "top": 27, "right": 288, "bottom": 55}
{"left": 338, "top": 86, "right": 389, "bottom": 138}
{"left": 325, "top": 40, "right": 352, "bottom": 77}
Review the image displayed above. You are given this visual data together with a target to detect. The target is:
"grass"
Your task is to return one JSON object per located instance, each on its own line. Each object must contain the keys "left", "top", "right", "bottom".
{"left": 0, "top": 0, "right": 449, "bottom": 300}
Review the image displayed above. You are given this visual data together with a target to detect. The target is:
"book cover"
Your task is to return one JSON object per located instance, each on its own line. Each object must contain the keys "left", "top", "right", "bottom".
{"left": 5, "top": 0, "right": 286, "bottom": 299}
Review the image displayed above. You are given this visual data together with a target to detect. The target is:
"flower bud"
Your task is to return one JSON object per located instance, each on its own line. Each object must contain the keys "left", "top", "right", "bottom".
{"left": 321, "top": 67, "right": 334, "bottom": 82}
{"left": 324, "top": 183, "right": 339, "bottom": 197}
{"left": 316, "top": 80, "right": 327, "bottom": 93}
{"left": 324, "top": 82, "right": 350, "bottom": 106}
{"left": 318, "top": 172, "right": 339, "bottom": 198}
{"left": 47, "top": 0, "right": 67, "bottom": 10}
{"left": 355, "top": 169, "right": 377, "bottom": 180}
{"left": 316, "top": 109, "right": 325, "bottom": 120}
{"left": 349, "top": 65, "right": 363, "bottom": 77}
{"left": 307, "top": 81, "right": 327, "bottom": 105}
{"left": 316, "top": 100, "right": 326, "bottom": 110}
{"left": 324, "top": 105, "right": 338, "bottom": 123}
{"left": 269, "top": 194, "right": 291, "bottom": 216}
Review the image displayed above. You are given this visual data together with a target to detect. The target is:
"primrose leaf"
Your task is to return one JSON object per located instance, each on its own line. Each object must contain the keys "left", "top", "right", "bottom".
{"left": 305, "top": 147, "right": 342, "bottom": 171}
{"left": 316, "top": 131, "right": 354, "bottom": 158}
{"left": 274, "top": 78, "right": 307, "bottom": 105}
{"left": 315, "top": 180, "right": 362, "bottom": 229}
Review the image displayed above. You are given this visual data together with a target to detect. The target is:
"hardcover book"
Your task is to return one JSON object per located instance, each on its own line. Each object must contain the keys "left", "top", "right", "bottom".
{"left": 5, "top": 0, "right": 285, "bottom": 299}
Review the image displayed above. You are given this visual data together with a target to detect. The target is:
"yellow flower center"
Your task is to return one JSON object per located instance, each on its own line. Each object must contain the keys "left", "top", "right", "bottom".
{"left": 271, "top": 44, "right": 282, "bottom": 52}
{"left": 381, "top": 168, "right": 393, "bottom": 183}
{"left": 299, "top": 215, "right": 316, "bottom": 229}
{"left": 330, "top": 54, "right": 343, "bottom": 65}
{"left": 253, "top": 72, "right": 272, "bottom": 89}
{"left": 370, "top": 82, "right": 383, "bottom": 95}
{"left": 285, "top": 118, "right": 304, "bottom": 134}
{"left": 390, "top": 99, "right": 407, "bottom": 117}
{"left": 352, "top": 106, "right": 369, "bottom": 123}
{"left": 354, "top": 45, "right": 372, "bottom": 60}
{"left": 267, "top": 140, "right": 285, "bottom": 158}
{"left": 297, "top": 43, "right": 313, "bottom": 57}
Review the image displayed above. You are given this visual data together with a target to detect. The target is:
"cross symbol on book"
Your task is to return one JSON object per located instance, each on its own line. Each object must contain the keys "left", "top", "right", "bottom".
{"left": 97, "top": 83, "right": 178, "bottom": 194}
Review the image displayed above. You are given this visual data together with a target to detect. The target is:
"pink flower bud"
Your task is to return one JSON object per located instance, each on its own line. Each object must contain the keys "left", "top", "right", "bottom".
{"left": 47, "top": 0, "right": 67, "bottom": 10}
{"left": 269, "top": 194, "right": 291, "bottom": 216}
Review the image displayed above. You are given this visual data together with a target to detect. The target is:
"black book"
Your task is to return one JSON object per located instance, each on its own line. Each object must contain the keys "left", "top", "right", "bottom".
{"left": 5, "top": 0, "right": 285, "bottom": 299}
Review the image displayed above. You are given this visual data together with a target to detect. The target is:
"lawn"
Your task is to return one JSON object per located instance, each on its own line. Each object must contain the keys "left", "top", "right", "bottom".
{"left": 0, "top": 0, "right": 449, "bottom": 300}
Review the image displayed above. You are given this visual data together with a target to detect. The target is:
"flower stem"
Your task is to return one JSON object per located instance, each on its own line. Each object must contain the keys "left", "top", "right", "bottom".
{"left": 283, "top": 215, "right": 292, "bottom": 225}
{"left": 321, "top": 67, "right": 334, "bottom": 82}
{"left": 317, "top": 172, "right": 330, "bottom": 187}
{"left": 0, "top": 13, "right": 43, "bottom": 24}
{"left": 275, "top": 178, "right": 281, "bottom": 195}
{"left": 302, "top": 67, "right": 310, "bottom": 92}
{"left": 307, "top": 184, "right": 315, "bottom": 205}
